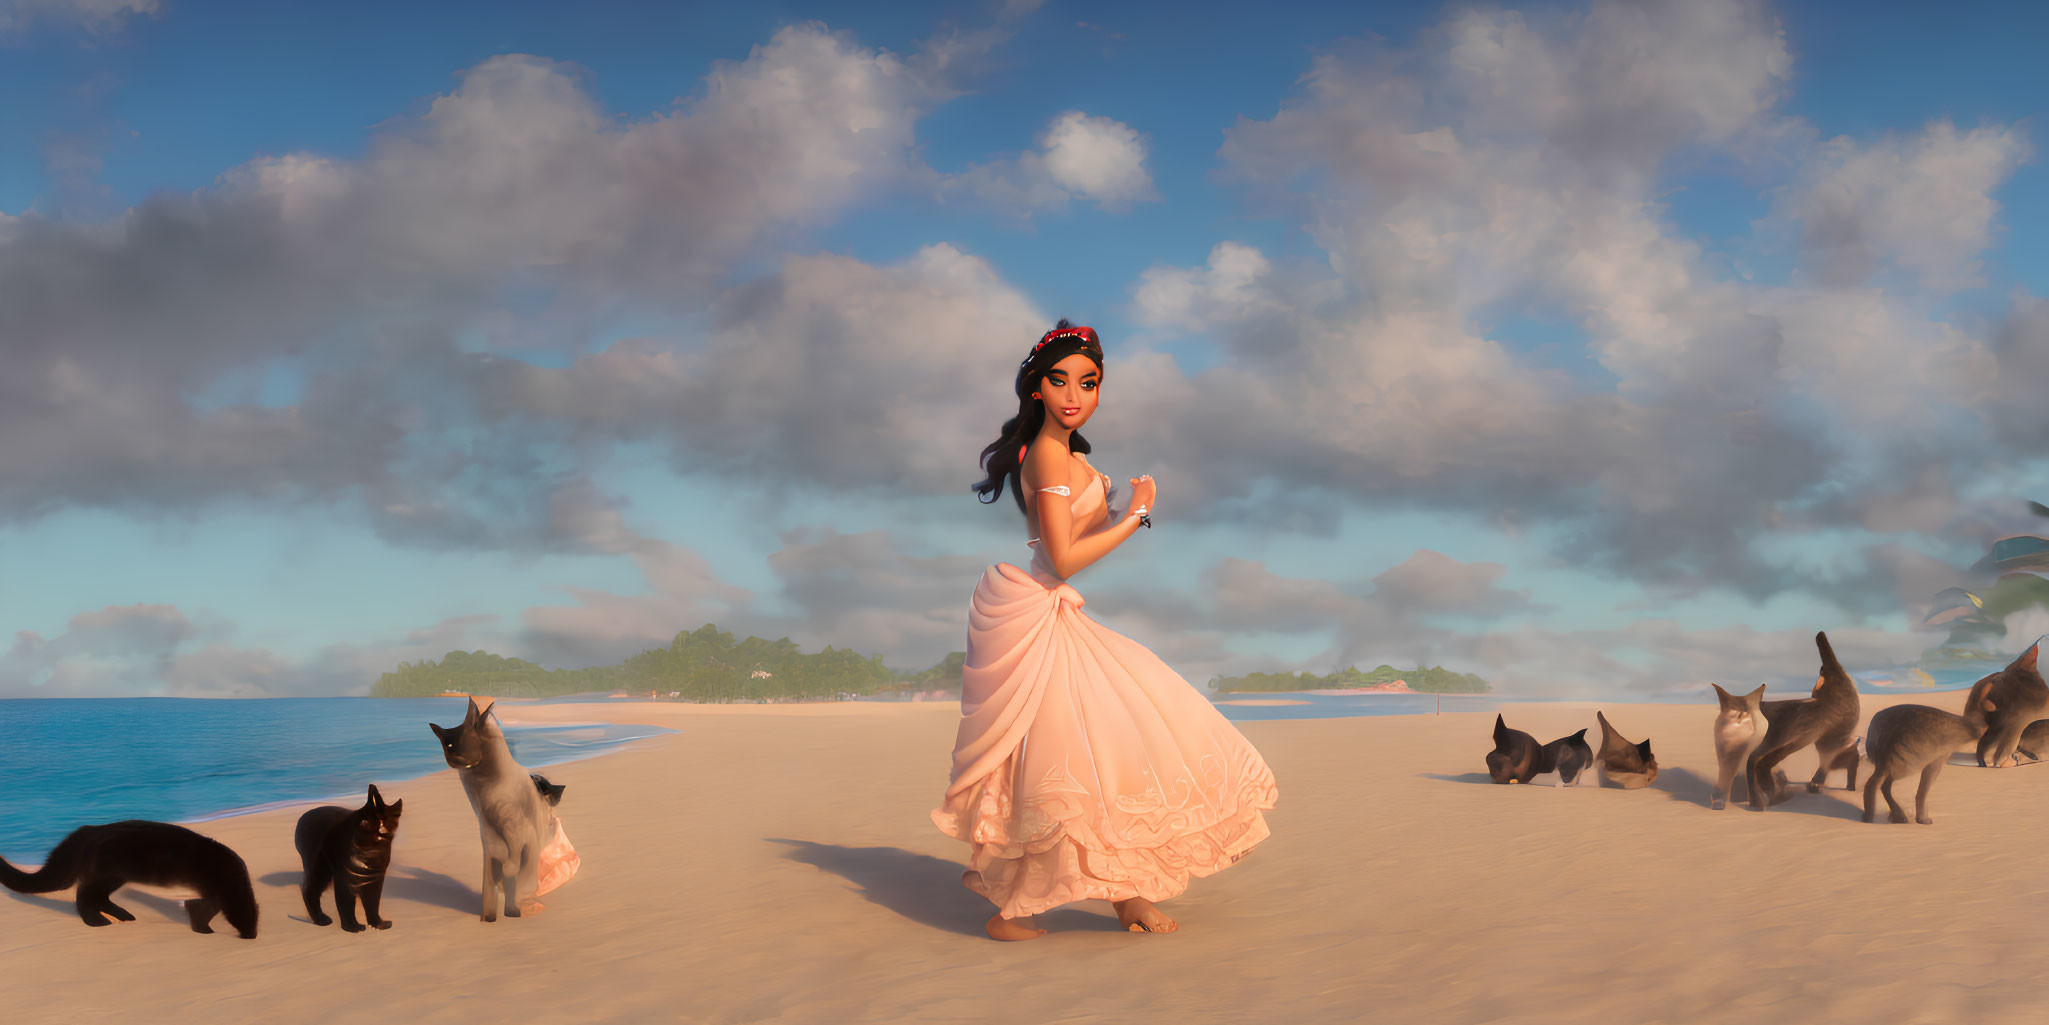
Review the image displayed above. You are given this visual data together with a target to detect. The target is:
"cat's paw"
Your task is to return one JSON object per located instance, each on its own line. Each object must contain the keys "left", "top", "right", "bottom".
{"left": 1917, "top": 815, "right": 1934, "bottom": 825}
{"left": 371, "top": 919, "right": 393, "bottom": 930}
{"left": 341, "top": 920, "right": 367, "bottom": 933}
{"left": 309, "top": 913, "right": 333, "bottom": 927}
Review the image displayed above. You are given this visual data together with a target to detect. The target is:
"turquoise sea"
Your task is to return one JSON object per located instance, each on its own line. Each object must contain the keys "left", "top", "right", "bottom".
{"left": 0, "top": 697, "right": 674, "bottom": 862}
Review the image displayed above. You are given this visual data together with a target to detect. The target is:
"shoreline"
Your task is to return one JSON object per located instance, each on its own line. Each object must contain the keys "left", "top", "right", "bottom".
{"left": 6, "top": 695, "right": 2048, "bottom": 1023}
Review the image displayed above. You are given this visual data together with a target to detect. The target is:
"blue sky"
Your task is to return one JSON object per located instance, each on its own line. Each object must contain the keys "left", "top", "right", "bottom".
{"left": 2, "top": 0, "right": 2046, "bottom": 697}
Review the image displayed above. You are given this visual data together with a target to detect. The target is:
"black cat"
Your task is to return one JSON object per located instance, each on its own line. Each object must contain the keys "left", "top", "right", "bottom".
{"left": 293, "top": 783, "right": 403, "bottom": 932}
{"left": 531, "top": 773, "right": 566, "bottom": 806}
{"left": 0, "top": 820, "right": 259, "bottom": 938}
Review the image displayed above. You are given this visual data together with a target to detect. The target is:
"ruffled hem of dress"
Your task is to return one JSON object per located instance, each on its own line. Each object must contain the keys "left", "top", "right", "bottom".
{"left": 930, "top": 767, "right": 1279, "bottom": 919}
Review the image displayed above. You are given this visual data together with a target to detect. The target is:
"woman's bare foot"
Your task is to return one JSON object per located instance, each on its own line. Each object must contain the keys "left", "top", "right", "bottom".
{"left": 1114, "top": 897, "right": 1178, "bottom": 933}
{"left": 986, "top": 914, "right": 1046, "bottom": 941}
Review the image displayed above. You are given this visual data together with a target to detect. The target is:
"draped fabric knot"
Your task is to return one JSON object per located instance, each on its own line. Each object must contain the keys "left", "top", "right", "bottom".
{"left": 1052, "top": 583, "right": 1086, "bottom": 611}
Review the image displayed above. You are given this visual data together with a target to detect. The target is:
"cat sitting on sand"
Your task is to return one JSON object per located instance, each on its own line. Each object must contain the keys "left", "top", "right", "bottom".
{"left": 0, "top": 821, "right": 259, "bottom": 938}
{"left": 1862, "top": 696, "right": 1996, "bottom": 824}
{"left": 431, "top": 698, "right": 558, "bottom": 921}
{"left": 1709, "top": 684, "right": 1768, "bottom": 809}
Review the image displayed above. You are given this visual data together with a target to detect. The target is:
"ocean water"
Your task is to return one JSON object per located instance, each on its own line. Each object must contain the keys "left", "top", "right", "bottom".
{"left": 0, "top": 698, "right": 674, "bottom": 862}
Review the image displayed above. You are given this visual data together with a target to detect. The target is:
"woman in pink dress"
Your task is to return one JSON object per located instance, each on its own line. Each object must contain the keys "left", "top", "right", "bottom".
{"left": 933, "top": 320, "right": 1280, "bottom": 941}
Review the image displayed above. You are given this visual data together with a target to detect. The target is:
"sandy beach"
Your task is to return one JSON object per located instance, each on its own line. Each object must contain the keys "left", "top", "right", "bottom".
{"left": 5, "top": 693, "right": 2049, "bottom": 1024}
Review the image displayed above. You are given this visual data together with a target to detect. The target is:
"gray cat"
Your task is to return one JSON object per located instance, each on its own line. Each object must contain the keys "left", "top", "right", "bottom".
{"left": 1861, "top": 696, "right": 1996, "bottom": 824}
{"left": 1709, "top": 683, "right": 1768, "bottom": 809}
{"left": 1961, "top": 644, "right": 2047, "bottom": 768}
{"left": 1748, "top": 631, "right": 1860, "bottom": 810}
{"left": 429, "top": 698, "right": 554, "bottom": 922}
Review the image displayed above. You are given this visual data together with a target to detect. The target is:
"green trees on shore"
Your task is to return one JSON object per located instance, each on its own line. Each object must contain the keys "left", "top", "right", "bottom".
{"left": 1208, "top": 663, "right": 1491, "bottom": 694}
{"left": 370, "top": 626, "right": 1488, "bottom": 702}
{"left": 370, "top": 625, "right": 960, "bottom": 701}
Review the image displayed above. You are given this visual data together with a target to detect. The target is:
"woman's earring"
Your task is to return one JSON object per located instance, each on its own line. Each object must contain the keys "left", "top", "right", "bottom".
{"left": 1032, "top": 392, "right": 1040, "bottom": 399}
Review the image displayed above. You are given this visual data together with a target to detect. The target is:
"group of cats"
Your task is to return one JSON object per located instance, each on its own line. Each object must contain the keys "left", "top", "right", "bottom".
{"left": 1487, "top": 631, "right": 2049, "bottom": 826}
{"left": 0, "top": 696, "right": 570, "bottom": 940}
{"left": 1485, "top": 709, "right": 1662, "bottom": 790}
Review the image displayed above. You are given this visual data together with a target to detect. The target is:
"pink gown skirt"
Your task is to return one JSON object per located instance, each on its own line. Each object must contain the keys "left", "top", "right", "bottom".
{"left": 931, "top": 561, "right": 1279, "bottom": 919}
{"left": 536, "top": 817, "right": 579, "bottom": 897}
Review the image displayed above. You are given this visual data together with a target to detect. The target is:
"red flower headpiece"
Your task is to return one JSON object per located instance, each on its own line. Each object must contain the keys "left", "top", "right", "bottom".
{"left": 1021, "top": 325, "right": 1100, "bottom": 367}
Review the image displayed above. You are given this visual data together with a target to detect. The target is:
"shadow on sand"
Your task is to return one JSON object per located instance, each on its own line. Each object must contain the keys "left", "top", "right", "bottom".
{"left": 1649, "top": 766, "right": 1717, "bottom": 806}
{"left": 1418, "top": 772, "right": 1497, "bottom": 785}
{"left": 769, "top": 838, "right": 1126, "bottom": 938}
{"left": 259, "top": 864, "right": 477, "bottom": 919}
{"left": 6, "top": 886, "right": 192, "bottom": 924}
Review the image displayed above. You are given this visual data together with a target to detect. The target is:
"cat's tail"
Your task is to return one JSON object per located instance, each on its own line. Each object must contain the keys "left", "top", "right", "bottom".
{"left": 0, "top": 830, "right": 84, "bottom": 893}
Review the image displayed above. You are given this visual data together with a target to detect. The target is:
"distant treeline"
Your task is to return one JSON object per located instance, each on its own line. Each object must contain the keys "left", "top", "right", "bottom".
{"left": 1210, "top": 663, "right": 1491, "bottom": 694}
{"left": 370, "top": 624, "right": 966, "bottom": 702}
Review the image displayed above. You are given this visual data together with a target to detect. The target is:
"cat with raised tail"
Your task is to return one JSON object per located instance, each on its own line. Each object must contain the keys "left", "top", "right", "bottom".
{"left": 1594, "top": 711, "right": 1659, "bottom": 789}
{"left": 1486, "top": 714, "right": 1545, "bottom": 784}
{"left": 0, "top": 821, "right": 258, "bottom": 937}
{"left": 1862, "top": 696, "right": 1996, "bottom": 824}
{"left": 1709, "top": 683, "right": 1768, "bottom": 809}
{"left": 1961, "top": 644, "right": 2048, "bottom": 768}
{"left": 430, "top": 698, "right": 556, "bottom": 922}
{"left": 1747, "top": 631, "right": 1861, "bottom": 810}
{"left": 294, "top": 783, "right": 403, "bottom": 932}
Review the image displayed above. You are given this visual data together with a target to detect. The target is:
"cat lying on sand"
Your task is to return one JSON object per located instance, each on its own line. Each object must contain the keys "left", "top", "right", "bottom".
{"left": 1485, "top": 716, "right": 1592, "bottom": 786}
{"left": 0, "top": 821, "right": 258, "bottom": 937}
{"left": 1595, "top": 711, "right": 1659, "bottom": 789}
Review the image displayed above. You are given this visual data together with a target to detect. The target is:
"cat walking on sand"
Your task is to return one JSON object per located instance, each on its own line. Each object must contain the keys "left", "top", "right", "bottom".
{"left": 1748, "top": 632, "right": 1861, "bottom": 809}
{"left": 0, "top": 821, "right": 259, "bottom": 938}
{"left": 935, "top": 320, "right": 1279, "bottom": 942}
{"left": 1862, "top": 697, "right": 1995, "bottom": 824}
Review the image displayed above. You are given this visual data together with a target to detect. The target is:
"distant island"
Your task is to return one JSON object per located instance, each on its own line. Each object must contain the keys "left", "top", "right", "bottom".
{"left": 1209, "top": 664, "right": 1491, "bottom": 695}
{"left": 372, "top": 624, "right": 965, "bottom": 703}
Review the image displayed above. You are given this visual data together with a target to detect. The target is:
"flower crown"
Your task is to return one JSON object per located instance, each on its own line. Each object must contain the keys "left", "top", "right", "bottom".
{"left": 1020, "top": 325, "right": 1100, "bottom": 368}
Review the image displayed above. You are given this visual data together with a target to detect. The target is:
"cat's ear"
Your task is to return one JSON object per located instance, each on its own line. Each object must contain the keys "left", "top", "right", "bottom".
{"left": 464, "top": 698, "right": 483, "bottom": 724}
{"left": 367, "top": 783, "right": 382, "bottom": 805}
{"left": 2016, "top": 644, "right": 2039, "bottom": 673}
{"left": 387, "top": 799, "right": 403, "bottom": 817}
{"left": 429, "top": 723, "right": 450, "bottom": 742}
{"left": 1711, "top": 683, "right": 1732, "bottom": 707}
{"left": 1636, "top": 739, "right": 1654, "bottom": 762}
{"left": 1746, "top": 683, "right": 1767, "bottom": 703}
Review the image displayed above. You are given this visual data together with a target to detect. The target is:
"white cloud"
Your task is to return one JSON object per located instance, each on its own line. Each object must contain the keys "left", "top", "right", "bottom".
{"left": 1781, "top": 120, "right": 2029, "bottom": 292}
{"left": 947, "top": 110, "right": 1158, "bottom": 213}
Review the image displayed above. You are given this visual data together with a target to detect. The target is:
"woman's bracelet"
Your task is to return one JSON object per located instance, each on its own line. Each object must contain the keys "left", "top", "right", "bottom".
{"left": 1131, "top": 505, "right": 1151, "bottom": 529}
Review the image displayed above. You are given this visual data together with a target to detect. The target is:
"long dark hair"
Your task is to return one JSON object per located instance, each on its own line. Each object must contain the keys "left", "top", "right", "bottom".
{"left": 973, "top": 318, "right": 1104, "bottom": 514}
